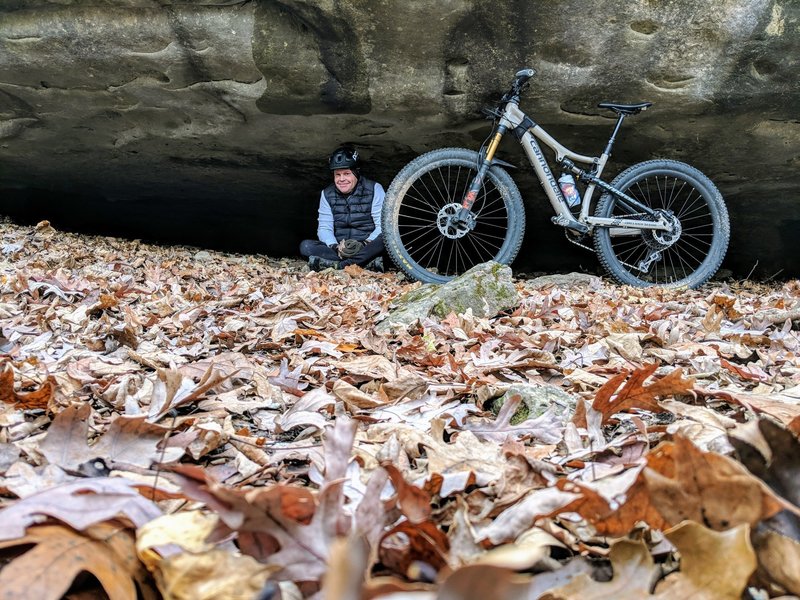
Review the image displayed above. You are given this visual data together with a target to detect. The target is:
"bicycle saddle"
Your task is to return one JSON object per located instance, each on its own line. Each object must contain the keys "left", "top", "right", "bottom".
{"left": 597, "top": 101, "right": 653, "bottom": 115}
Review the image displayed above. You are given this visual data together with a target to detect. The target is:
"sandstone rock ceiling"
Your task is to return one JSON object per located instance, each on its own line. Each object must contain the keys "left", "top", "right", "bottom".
{"left": 0, "top": 0, "right": 798, "bottom": 278}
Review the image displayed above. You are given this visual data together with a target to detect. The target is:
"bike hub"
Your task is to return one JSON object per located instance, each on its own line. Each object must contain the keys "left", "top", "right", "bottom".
{"left": 437, "top": 203, "right": 476, "bottom": 239}
{"left": 644, "top": 211, "right": 682, "bottom": 250}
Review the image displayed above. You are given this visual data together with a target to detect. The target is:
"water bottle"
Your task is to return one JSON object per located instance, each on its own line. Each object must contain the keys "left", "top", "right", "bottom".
{"left": 558, "top": 173, "right": 581, "bottom": 208}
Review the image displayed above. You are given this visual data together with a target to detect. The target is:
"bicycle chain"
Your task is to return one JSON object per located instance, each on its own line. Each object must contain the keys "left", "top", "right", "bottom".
{"left": 563, "top": 226, "right": 652, "bottom": 273}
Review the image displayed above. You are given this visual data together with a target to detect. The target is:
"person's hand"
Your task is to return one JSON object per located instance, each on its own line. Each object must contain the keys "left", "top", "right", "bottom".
{"left": 337, "top": 239, "right": 364, "bottom": 258}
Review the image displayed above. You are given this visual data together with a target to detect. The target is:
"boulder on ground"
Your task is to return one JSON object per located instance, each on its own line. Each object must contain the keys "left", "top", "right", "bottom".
{"left": 490, "top": 383, "right": 578, "bottom": 424}
{"left": 376, "top": 261, "right": 519, "bottom": 333}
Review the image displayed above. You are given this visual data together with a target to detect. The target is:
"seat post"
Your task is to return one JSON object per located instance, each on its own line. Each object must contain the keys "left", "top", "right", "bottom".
{"left": 604, "top": 113, "right": 626, "bottom": 157}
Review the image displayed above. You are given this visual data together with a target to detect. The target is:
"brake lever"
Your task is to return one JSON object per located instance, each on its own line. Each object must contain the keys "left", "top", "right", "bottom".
{"left": 480, "top": 106, "right": 503, "bottom": 120}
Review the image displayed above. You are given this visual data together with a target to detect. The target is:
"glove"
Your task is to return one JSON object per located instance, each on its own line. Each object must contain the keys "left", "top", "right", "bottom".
{"left": 337, "top": 239, "right": 364, "bottom": 258}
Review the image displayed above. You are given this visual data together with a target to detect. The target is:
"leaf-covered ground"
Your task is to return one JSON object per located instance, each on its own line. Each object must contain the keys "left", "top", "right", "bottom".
{"left": 1, "top": 219, "right": 800, "bottom": 600}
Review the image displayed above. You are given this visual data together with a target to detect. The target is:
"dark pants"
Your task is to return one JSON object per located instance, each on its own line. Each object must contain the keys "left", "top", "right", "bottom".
{"left": 299, "top": 235, "right": 384, "bottom": 268}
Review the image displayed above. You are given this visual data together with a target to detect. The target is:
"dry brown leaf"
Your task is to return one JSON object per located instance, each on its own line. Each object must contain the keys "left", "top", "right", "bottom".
{"left": 463, "top": 395, "right": 564, "bottom": 445}
{"left": 751, "top": 529, "right": 800, "bottom": 595}
{"left": 476, "top": 487, "right": 580, "bottom": 546}
{"left": 437, "top": 564, "right": 532, "bottom": 600}
{"left": 0, "top": 523, "right": 156, "bottom": 600}
{"left": 382, "top": 462, "right": 432, "bottom": 524}
{"left": 653, "top": 521, "right": 756, "bottom": 599}
{"left": 541, "top": 539, "right": 659, "bottom": 599}
{"left": 322, "top": 536, "right": 369, "bottom": 600}
{"left": 0, "top": 360, "right": 55, "bottom": 410}
{"left": 147, "top": 364, "right": 234, "bottom": 421}
{"left": 170, "top": 418, "right": 358, "bottom": 583}
{"left": 0, "top": 477, "right": 162, "bottom": 541}
{"left": 556, "top": 474, "right": 669, "bottom": 536}
{"left": 40, "top": 404, "right": 182, "bottom": 470}
{"left": 472, "top": 526, "right": 563, "bottom": 570}
{"left": 38, "top": 403, "right": 93, "bottom": 470}
{"left": 379, "top": 519, "right": 450, "bottom": 576}
{"left": 333, "top": 355, "right": 400, "bottom": 380}
{"left": 708, "top": 388, "right": 800, "bottom": 426}
{"left": 150, "top": 549, "right": 276, "bottom": 600}
{"left": 332, "top": 379, "right": 385, "bottom": 410}
{"left": 592, "top": 364, "right": 694, "bottom": 425}
{"left": 645, "top": 435, "right": 787, "bottom": 530}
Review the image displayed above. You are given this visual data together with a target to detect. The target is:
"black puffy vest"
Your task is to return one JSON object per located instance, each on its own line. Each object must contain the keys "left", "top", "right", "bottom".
{"left": 323, "top": 177, "right": 376, "bottom": 242}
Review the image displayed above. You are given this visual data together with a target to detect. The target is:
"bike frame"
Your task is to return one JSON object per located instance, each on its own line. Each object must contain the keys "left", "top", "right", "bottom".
{"left": 473, "top": 100, "right": 672, "bottom": 236}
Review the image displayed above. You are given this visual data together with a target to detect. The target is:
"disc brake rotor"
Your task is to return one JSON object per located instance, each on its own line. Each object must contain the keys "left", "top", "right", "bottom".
{"left": 644, "top": 211, "right": 682, "bottom": 250}
{"left": 437, "top": 203, "right": 476, "bottom": 239}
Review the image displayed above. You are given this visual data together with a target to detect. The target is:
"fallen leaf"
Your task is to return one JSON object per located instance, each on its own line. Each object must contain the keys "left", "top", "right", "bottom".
{"left": 644, "top": 435, "right": 787, "bottom": 530}
{"left": 0, "top": 523, "right": 156, "bottom": 600}
{"left": 379, "top": 519, "right": 450, "bottom": 576}
{"left": 333, "top": 379, "right": 385, "bottom": 410}
{"left": 322, "top": 536, "right": 370, "bottom": 600}
{"left": 0, "top": 360, "right": 55, "bottom": 410}
{"left": 654, "top": 521, "right": 756, "bottom": 599}
{"left": 437, "top": 564, "right": 531, "bottom": 600}
{"left": 541, "top": 539, "right": 658, "bottom": 599}
{"left": 40, "top": 404, "right": 182, "bottom": 470}
{"left": 382, "top": 462, "right": 432, "bottom": 524}
{"left": 592, "top": 364, "right": 694, "bottom": 425}
{"left": 151, "top": 549, "right": 276, "bottom": 600}
{"left": 475, "top": 487, "right": 580, "bottom": 546}
{"left": 556, "top": 474, "right": 669, "bottom": 536}
{"left": 147, "top": 364, "right": 234, "bottom": 421}
{"left": 0, "top": 477, "right": 162, "bottom": 541}
{"left": 750, "top": 528, "right": 800, "bottom": 595}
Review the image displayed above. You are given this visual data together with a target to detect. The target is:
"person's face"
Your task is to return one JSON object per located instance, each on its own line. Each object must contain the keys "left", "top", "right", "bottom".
{"left": 333, "top": 169, "right": 357, "bottom": 194}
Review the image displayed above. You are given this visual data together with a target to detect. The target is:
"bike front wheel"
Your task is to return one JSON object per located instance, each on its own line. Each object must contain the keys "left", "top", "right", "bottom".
{"left": 382, "top": 148, "right": 525, "bottom": 284}
{"left": 593, "top": 159, "right": 730, "bottom": 288}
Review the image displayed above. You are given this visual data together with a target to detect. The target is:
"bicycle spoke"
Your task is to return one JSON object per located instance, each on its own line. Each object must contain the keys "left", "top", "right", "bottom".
{"left": 389, "top": 153, "right": 523, "bottom": 281}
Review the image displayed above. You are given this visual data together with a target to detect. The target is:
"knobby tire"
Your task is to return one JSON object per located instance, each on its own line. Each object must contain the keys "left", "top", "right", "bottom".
{"left": 382, "top": 148, "right": 526, "bottom": 284}
{"left": 592, "top": 159, "right": 730, "bottom": 288}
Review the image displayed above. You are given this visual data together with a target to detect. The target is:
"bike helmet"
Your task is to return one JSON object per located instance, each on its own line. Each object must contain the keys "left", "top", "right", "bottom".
{"left": 328, "top": 146, "right": 359, "bottom": 171}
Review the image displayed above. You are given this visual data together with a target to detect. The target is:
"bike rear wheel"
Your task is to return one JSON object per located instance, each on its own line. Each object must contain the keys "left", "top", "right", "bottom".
{"left": 593, "top": 159, "right": 729, "bottom": 288}
{"left": 382, "top": 148, "right": 526, "bottom": 284}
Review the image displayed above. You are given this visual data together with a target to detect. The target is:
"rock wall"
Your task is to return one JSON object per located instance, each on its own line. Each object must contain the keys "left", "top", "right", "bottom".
{"left": 1, "top": 0, "right": 798, "bottom": 278}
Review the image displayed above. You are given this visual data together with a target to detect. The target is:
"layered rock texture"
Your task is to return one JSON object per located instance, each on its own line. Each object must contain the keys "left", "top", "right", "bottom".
{"left": 1, "top": 1, "right": 798, "bottom": 277}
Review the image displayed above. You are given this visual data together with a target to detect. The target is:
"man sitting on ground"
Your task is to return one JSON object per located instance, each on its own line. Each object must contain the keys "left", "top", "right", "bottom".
{"left": 299, "top": 146, "right": 385, "bottom": 272}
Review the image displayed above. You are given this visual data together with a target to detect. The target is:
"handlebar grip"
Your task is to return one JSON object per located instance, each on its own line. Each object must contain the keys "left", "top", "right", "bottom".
{"left": 515, "top": 68, "right": 536, "bottom": 80}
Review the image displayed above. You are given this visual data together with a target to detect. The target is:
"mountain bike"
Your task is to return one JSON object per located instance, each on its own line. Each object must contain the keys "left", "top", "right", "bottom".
{"left": 381, "top": 68, "right": 730, "bottom": 288}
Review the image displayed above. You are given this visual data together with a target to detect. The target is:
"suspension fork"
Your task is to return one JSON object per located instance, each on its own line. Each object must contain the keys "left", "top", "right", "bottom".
{"left": 457, "top": 124, "right": 508, "bottom": 220}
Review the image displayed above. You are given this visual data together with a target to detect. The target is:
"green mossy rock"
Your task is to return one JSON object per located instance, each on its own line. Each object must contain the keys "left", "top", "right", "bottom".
{"left": 491, "top": 383, "right": 577, "bottom": 425}
{"left": 376, "top": 261, "right": 519, "bottom": 333}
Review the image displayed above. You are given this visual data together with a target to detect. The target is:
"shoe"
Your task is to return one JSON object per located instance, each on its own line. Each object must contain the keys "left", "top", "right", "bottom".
{"left": 365, "top": 256, "right": 384, "bottom": 272}
{"left": 308, "top": 256, "right": 340, "bottom": 271}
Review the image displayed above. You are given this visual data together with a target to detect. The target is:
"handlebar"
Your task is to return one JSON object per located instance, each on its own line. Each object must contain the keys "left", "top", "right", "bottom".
{"left": 502, "top": 67, "right": 537, "bottom": 104}
{"left": 514, "top": 68, "right": 536, "bottom": 86}
{"left": 480, "top": 68, "right": 537, "bottom": 119}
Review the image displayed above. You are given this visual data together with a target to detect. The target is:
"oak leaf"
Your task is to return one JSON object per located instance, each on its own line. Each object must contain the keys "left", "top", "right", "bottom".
{"left": 592, "top": 364, "right": 694, "bottom": 425}
{"left": 750, "top": 529, "right": 800, "bottom": 595}
{"left": 644, "top": 435, "right": 788, "bottom": 530}
{"left": 0, "top": 360, "right": 54, "bottom": 410}
{"left": 171, "top": 418, "right": 358, "bottom": 582}
{"left": 40, "top": 403, "right": 182, "bottom": 470}
{"left": 0, "top": 523, "right": 156, "bottom": 600}
{"left": 541, "top": 539, "right": 659, "bottom": 599}
{"left": 0, "top": 477, "right": 162, "bottom": 541}
{"left": 653, "top": 521, "right": 756, "bottom": 599}
{"left": 147, "top": 364, "right": 234, "bottom": 421}
{"left": 556, "top": 474, "right": 669, "bottom": 536}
